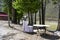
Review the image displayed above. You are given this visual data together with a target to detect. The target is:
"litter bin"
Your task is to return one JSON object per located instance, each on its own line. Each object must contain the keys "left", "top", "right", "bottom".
{"left": 23, "top": 16, "right": 33, "bottom": 32}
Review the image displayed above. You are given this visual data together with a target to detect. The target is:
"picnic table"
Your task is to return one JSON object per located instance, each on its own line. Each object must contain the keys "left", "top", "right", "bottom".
{"left": 33, "top": 24, "right": 50, "bottom": 36}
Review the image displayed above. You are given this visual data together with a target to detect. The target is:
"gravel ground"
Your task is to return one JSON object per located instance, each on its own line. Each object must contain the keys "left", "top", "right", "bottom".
{"left": 0, "top": 20, "right": 60, "bottom": 40}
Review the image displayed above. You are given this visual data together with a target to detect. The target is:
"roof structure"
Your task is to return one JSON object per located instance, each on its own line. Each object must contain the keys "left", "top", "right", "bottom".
{"left": 0, "top": 12, "right": 8, "bottom": 17}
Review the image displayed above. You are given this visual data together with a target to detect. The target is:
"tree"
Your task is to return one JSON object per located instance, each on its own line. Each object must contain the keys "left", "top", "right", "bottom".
{"left": 3, "top": 0, "right": 12, "bottom": 26}
{"left": 12, "top": 0, "right": 18, "bottom": 24}
{"left": 57, "top": 0, "right": 60, "bottom": 31}
{"left": 3, "top": 4, "right": 8, "bottom": 13}
{"left": 34, "top": 12, "right": 37, "bottom": 24}
{"left": 13, "top": 0, "right": 40, "bottom": 25}
{"left": 52, "top": 0, "right": 60, "bottom": 30}
{"left": 3, "top": 0, "right": 18, "bottom": 24}
{"left": 12, "top": 8, "right": 17, "bottom": 24}
{"left": 58, "top": 5, "right": 60, "bottom": 31}
{"left": 39, "top": 0, "right": 42, "bottom": 24}
{"left": 12, "top": 0, "right": 24, "bottom": 24}
{"left": 49, "top": 0, "right": 60, "bottom": 30}
{"left": 40, "top": 0, "right": 46, "bottom": 25}
{"left": 39, "top": 9, "right": 41, "bottom": 24}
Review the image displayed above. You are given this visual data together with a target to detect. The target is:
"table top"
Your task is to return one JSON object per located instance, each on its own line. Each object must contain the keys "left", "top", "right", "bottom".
{"left": 33, "top": 24, "right": 50, "bottom": 27}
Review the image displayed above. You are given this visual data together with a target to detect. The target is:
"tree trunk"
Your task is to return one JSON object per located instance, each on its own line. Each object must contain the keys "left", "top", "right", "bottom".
{"left": 57, "top": 4, "right": 60, "bottom": 31}
{"left": 39, "top": 0, "right": 41, "bottom": 24}
{"left": 11, "top": 0, "right": 17, "bottom": 24}
{"left": 12, "top": 8, "right": 17, "bottom": 24}
{"left": 39, "top": 9, "right": 41, "bottom": 24}
{"left": 7, "top": 0, "right": 12, "bottom": 26}
{"left": 17, "top": 18, "right": 20, "bottom": 24}
{"left": 42, "top": 0, "right": 46, "bottom": 25}
{"left": 28, "top": 10, "right": 31, "bottom": 25}
{"left": 30, "top": 13, "right": 33, "bottom": 25}
{"left": 8, "top": 7, "right": 11, "bottom": 27}
{"left": 34, "top": 13, "right": 36, "bottom": 24}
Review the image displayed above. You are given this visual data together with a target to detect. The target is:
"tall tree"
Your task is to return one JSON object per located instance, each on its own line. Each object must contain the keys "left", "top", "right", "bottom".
{"left": 39, "top": 9, "right": 42, "bottom": 24}
{"left": 13, "top": 0, "right": 40, "bottom": 25}
{"left": 41, "top": 0, "right": 46, "bottom": 25}
{"left": 28, "top": 10, "right": 31, "bottom": 25}
{"left": 52, "top": 0, "right": 60, "bottom": 30}
{"left": 12, "top": 8, "right": 17, "bottom": 24}
{"left": 34, "top": 12, "right": 37, "bottom": 24}
{"left": 57, "top": 0, "right": 60, "bottom": 31}
{"left": 3, "top": 0, "right": 17, "bottom": 24}
{"left": 12, "top": 0, "right": 18, "bottom": 24}
{"left": 39, "top": 0, "right": 42, "bottom": 24}
{"left": 3, "top": 0, "right": 12, "bottom": 26}
{"left": 13, "top": 0, "right": 24, "bottom": 24}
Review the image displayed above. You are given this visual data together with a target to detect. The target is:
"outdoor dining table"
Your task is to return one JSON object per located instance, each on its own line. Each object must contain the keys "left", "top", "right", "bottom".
{"left": 33, "top": 24, "right": 50, "bottom": 36}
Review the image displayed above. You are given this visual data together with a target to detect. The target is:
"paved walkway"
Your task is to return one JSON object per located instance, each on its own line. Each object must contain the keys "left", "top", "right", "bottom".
{"left": 0, "top": 20, "right": 60, "bottom": 40}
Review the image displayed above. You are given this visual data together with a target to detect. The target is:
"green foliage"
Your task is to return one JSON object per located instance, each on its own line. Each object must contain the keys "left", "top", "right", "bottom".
{"left": 12, "top": 0, "right": 41, "bottom": 20}
{"left": 17, "top": 11, "right": 23, "bottom": 19}
{"left": 3, "top": 0, "right": 11, "bottom": 7}
{"left": 3, "top": 0, "right": 12, "bottom": 20}
{"left": 52, "top": 0, "right": 58, "bottom": 4}
{"left": 12, "top": 0, "right": 41, "bottom": 14}
{"left": 2, "top": 3, "right": 8, "bottom": 13}
{"left": 12, "top": 0, "right": 23, "bottom": 19}
{"left": 3, "top": 0, "right": 12, "bottom": 13}
{"left": 3, "top": 6, "right": 8, "bottom": 13}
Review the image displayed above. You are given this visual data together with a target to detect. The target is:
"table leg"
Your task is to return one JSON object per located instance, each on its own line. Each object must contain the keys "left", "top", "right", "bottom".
{"left": 45, "top": 27, "right": 46, "bottom": 33}
{"left": 36, "top": 29, "right": 40, "bottom": 40}
{"left": 44, "top": 27, "right": 46, "bottom": 35}
{"left": 37, "top": 29, "right": 40, "bottom": 36}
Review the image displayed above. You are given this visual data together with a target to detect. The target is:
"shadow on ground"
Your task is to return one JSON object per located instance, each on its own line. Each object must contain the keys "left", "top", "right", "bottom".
{"left": 9, "top": 26, "right": 37, "bottom": 35}
{"left": 40, "top": 33, "right": 60, "bottom": 40}
{"left": 24, "top": 32, "right": 37, "bottom": 35}
{"left": 9, "top": 26, "right": 23, "bottom": 31}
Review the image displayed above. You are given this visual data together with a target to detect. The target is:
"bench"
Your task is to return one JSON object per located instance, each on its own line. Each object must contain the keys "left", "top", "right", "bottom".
{"left": 33, "top": 24, "right": 50, "bottom": 35}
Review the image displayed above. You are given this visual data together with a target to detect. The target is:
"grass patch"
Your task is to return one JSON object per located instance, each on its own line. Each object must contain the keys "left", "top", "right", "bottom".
{"left": 45, "top": 21, "right": 58, "bottom": 31}
{"left": 47, "top": 24, "right": 57, "bottom": 31}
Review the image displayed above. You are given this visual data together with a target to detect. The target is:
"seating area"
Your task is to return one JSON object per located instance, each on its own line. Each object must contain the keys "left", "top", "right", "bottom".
{"left": 33, "top": 24, "right": 50, "bottom": 34}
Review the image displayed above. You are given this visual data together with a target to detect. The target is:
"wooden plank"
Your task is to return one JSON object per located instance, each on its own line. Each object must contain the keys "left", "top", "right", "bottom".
{"left": 33, "top": 24, "right": 50, "bottom": 27}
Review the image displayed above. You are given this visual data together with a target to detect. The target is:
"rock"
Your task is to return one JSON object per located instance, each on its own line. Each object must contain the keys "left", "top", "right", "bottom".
{"left": 54, "top": 31, "right": 60, "bottom": 36}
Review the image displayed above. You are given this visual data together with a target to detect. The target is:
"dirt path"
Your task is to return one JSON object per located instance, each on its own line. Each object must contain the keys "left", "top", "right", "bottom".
{"left": 0, "top": 21, "right": 60, "bottom": 40}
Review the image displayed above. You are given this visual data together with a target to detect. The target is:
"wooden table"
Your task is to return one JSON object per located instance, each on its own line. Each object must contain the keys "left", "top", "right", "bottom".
{"left": 33, "top": 24, "right": 50, "bottom": 36}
